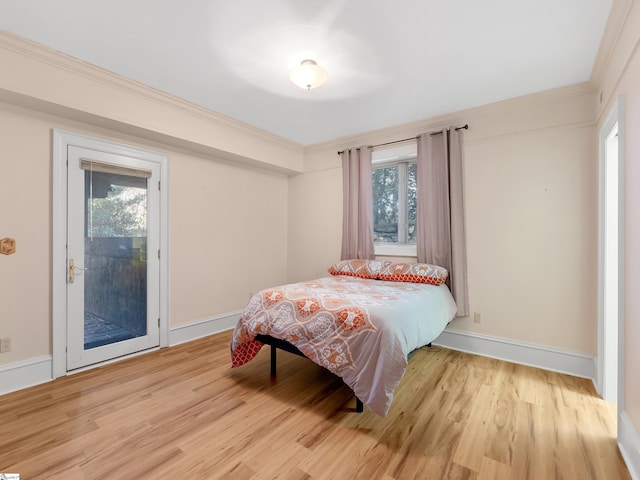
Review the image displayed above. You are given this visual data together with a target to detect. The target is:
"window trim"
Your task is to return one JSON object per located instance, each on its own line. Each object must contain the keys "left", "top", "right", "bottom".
{"left": 375, "top": 242, "right": 417, "bottom": 257}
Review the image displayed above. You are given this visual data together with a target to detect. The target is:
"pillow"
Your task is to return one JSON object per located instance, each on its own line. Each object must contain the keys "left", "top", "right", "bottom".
{"left": 378, "top": 262, "right": 448, "bottom": 285}
{"left": 328, "top": 259, "right": 391, "bottom": 279}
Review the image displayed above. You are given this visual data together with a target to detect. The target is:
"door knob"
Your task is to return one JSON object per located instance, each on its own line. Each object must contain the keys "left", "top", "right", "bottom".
{"left": 69, "top": 258, "right": 87, "bottom": 284}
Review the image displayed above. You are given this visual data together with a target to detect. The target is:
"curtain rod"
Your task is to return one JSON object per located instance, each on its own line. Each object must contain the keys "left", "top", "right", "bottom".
{"left": 337, "top": 124, "right": 468, "bottom": 155}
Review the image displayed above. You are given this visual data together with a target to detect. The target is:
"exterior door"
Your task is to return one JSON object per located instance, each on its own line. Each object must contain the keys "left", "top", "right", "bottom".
{"left": 66, "top": 145, "right": 160, "bottom": 370}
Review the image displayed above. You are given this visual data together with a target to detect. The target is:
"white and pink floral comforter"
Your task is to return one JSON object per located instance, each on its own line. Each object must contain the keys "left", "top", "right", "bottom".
{"left": 230, "top": 275, "right": 457, "bottom": 416}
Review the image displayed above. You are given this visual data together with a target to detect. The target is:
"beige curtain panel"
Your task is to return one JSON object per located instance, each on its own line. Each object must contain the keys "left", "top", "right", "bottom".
{"left": 341, "top": 147, "right": 375, "bottom": 260}
{"left": 416, "top": 127, "right": 470, "bottom": 316}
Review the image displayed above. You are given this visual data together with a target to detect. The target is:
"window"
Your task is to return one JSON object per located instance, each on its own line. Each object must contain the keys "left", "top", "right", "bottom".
{"left": 372, "top": 143, "right": 417, "bottom": 256}
{"left": 85, "top": 171, "right": 148, "bottom": 238}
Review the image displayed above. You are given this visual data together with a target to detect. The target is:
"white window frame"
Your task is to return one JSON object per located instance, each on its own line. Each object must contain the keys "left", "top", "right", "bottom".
{"left": 372, "top": 143, "right": 417, "bottom": 257}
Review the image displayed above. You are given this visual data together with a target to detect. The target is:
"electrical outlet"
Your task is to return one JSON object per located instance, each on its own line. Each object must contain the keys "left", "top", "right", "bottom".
{"left": 0, "top": 337, "right": 11, "bottom": 353}
{"left": 473, "top": 312, "right": 481, "bottom": 324}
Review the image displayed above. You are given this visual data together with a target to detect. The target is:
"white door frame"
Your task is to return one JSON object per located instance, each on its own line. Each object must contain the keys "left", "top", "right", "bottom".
{"left": 596, "top": 97, "right": 624, "bottom": 411}
{"left": 52, "top": 130, "right": 169, "bottom": 378}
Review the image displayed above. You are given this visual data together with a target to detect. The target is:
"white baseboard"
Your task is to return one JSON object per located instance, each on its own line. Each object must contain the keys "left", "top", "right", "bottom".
{"left": 620, "top": 411, "right": 640, "bottom": 480}
{"left": 0, "top": 355, "right": 52, "bottom": 396}
{"left": 434, "top": 328, "right": 596, "bottom": 380}
{"left": 0, "top": 311, "right": 242, "bottom": 397}
{"left": 169, "top": 310, "right": 241, "bottom": 346}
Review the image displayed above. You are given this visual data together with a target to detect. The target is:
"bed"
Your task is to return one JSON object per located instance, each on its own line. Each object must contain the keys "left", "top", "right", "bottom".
{"left": 230, "top": 260, "right": 457, "bottom": 416}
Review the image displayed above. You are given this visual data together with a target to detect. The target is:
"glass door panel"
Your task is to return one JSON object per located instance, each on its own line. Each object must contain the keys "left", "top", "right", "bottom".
{"left": 67, "top": 146, "right": 160, "bottom": 370}
{"left": 84, "top": 170, "right": 148, "bottom": 349}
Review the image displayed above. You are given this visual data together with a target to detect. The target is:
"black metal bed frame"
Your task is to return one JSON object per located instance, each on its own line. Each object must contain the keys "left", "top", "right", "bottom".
{"left": 254, "top": 334, "right": 364, "bottom": 413}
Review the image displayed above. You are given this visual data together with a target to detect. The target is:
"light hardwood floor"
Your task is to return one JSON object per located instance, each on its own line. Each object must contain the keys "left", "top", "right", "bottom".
{"left": 0, "top": 331, "right": 631, "bottom": 479}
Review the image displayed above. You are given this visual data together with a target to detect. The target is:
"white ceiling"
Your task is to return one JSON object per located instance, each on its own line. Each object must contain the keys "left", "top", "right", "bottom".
{"left": 0, "top": 0, "right": 612, "bottom": 145}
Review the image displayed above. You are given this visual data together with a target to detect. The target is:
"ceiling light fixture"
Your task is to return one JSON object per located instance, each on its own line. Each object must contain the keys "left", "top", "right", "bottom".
{"left": 289, "top": 59, "right": 328, "bottom": 90}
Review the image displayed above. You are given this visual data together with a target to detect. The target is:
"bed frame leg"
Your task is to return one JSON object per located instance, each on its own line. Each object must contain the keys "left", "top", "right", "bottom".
{"left": 343, "top": 396, "right": 364, "bottom": 413}
{"left": 270, "top": 344, "right": 277, "bottom": 377}
{"left": 266, "top": 341, "right": 363, "bottom": 413}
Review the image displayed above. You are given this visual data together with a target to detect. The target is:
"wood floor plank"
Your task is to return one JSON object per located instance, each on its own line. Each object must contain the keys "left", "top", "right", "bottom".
{"left": 511, "top": 400, "right": 555, "bottom": 479}
{"left": 483, "top": 361, "right": 518, "bottom": 467}
{"left": 478, "top": 457, "right": 511, "bottom": 480}
{"left": 248, "top": 442, "right": 311, "bottom": 480}
{"left": 452, "top": 384, "right": 494, "bottom": 471}
{"left": 385, "top": 389, "right": 460, "bottom": 478}
{"left": 0, "top": 331, "right": 631, "bottom": 479}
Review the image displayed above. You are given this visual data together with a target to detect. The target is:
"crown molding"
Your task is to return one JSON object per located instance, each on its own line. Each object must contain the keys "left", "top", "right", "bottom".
{"left": 590, "top": 0, "right": 634, "bottom": 89}
{"left": 0, "top": 30, "right": 303, "bottom": 168}
{"left": 591, "top": 0, "right": 640, "bottom": 122}
{"left": 305, "top": 82, "right": 597, "bottom": 155}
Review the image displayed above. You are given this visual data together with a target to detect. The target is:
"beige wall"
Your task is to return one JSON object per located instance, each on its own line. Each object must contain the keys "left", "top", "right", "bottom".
{"left": 0, "top": 101, "right": 289, "bottom": 366}
{"left": 287, "top": 166, "right": 342, "bottom": 282}
{"left": 0, "top": 104, "right": 52, "bottom": 364}
{"left": 171, "top": 152, "right": 288, "bottom": 322}
{"left": 594, "top": 0, "right": 640, "bottom": 436}
{"left": 290, "top": 85, "right": 598, "bottom": 354}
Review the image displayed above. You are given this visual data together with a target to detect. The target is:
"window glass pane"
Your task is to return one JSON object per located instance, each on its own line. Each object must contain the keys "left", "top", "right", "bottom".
{"left": 86, "top": 171, "right": 148, "bottom": 238}
{"left": 84, "top": 170, "right": 148, "bottom": 350}
{"left": 372, "top": 165, "right": 398, "bottom": 243}
{"left": 407, "top": 162, "right": 417, "bottom": 243}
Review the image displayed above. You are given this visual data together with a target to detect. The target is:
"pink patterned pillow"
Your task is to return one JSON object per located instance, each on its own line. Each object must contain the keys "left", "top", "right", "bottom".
{"left": 378, "top": 262, "right": 448, "bottom": 285}
{"left": 328, "top": 259, "right": 391, "bottom": 279}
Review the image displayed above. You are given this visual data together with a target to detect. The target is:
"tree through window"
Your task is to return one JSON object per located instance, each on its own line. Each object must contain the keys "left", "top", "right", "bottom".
{"left": 372, "top": 159, "right": 416, "bottom": 245}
